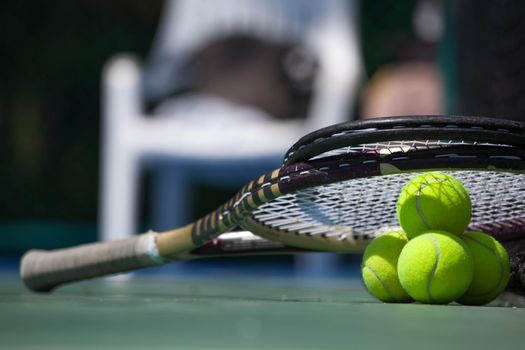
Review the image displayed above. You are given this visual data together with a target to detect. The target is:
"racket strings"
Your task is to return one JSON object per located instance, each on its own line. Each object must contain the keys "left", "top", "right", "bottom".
{"left": 213, "top": 142, "right": 524, "bottom": 244}
{"left": 251, "top": 171, "right": 525, "bottom": 241}
{"left": 468, "top": 175, "right": 525, "bottom": 236}
{"left": 219, "top": 142, "right": 524, "bottom": 225}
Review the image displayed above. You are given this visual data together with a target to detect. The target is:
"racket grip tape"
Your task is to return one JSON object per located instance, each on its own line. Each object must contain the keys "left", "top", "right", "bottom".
{"left": 20, "top": 232, "right": 165, "bottom": 293}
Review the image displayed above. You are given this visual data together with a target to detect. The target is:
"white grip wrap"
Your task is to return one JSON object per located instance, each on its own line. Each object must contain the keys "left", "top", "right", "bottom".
{"left": 20, "top": 232, "right": 164, "bottom": 292}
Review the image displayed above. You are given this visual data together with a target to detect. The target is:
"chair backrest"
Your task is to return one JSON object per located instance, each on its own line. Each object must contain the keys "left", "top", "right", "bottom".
{"left": 143, "top": 0, "right": 363, "bottom": 130}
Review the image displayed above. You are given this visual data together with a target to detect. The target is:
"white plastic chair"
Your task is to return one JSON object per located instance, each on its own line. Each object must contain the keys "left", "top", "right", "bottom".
{"left": 100, "top": 0, "right": 363, "bottom": 242}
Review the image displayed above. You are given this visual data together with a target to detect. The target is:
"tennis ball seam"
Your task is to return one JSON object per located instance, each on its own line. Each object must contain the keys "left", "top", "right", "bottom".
{"left": 416, "top": 177, "right": 450, "bottom": 229}
{"left": 425, "top": 235, "right": 441, "bottom": 304}
{"left": 416, "top": 180, "right": 436, "bottom": 229}
{"left": 414, "top": 176, "right": 469, "bottom": 232}
{"left": 362, "top": 265, "right": 398, "bottom": 302}
{"left": 462, "top": 235, "right": 505, "bottom": 298}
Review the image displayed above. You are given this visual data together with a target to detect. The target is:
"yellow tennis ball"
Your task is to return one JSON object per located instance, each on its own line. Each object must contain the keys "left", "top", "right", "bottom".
{"left": 457, "top": 231, "right": 510, "bottom": 305}
{"left": 361, "top": 231, "right": 413, "bottom": 303}
{"left": 397, "top": 172, "right": 471, "bottom": 238}
{"left": 397, "top": 231, "right": 474, "bottom": 304}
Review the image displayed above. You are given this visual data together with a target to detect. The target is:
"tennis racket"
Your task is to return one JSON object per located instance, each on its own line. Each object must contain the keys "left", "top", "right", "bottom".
{"left": 20, "top": 115, "right": 525, "bottom": 292}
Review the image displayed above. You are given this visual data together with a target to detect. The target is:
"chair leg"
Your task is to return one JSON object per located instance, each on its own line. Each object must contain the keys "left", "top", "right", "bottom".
{"left": 100, "top": 152, "right": 140, "bottom": 241}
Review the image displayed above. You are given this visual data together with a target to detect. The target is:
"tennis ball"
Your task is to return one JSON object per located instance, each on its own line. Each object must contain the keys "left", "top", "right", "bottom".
{"left": 397, "top": 172, "right": 471, "bottom": 238}
{"left": 397, "top": 231, "right": 474, "bottom": 304}
{"left": 361, "top": 231, "right": 413, "bottom": 303}
{"left": 457, "top": 231, "right": 510, "bottom": 305}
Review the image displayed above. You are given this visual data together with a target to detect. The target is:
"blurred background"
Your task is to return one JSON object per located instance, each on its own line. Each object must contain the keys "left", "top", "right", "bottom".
{"left": 1, "top": 0, "right": 524, "bottom": 274}
{"left": 1, "top": 0, "right": 163, "bottom": 255}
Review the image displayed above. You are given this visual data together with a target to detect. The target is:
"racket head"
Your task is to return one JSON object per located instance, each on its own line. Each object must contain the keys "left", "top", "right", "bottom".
{"left": 183, "top": 116, "right": 525, "bottom": 254}
{"left": 229, "top": 115, "right": 524, "bottom": 252}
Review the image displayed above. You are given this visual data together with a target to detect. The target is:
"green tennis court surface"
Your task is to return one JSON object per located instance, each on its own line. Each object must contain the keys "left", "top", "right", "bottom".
{"left": 1, "top": 269, "right": 524, "bottom": 350}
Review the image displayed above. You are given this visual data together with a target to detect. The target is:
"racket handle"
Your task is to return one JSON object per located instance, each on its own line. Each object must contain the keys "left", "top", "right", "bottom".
{"left": 20, "top": 232, "right": 165, "bottom": 293}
